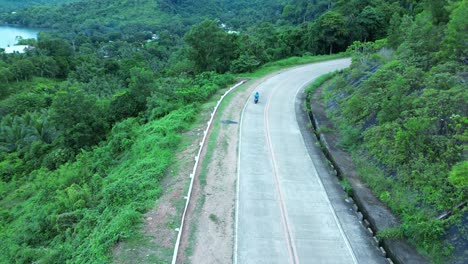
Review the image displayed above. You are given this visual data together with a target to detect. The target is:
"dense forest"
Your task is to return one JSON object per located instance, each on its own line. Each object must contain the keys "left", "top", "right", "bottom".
{"left": 0, "top": 0, "right": 79, "bottom": 12}
{"left": 0, "top": 0, "right": 466, "bottom": 263}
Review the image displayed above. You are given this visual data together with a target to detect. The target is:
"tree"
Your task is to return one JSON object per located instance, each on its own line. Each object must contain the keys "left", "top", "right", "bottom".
{"left": 37, "top": 32, "right": 74, "bottom": 78}
{"left": 397, "top": 11, "right": 443, "bottom": 70}
{"left": 184, "top": 19, "right": 238, "bottom": 73}
{"left": 32, "top": 55, "right": 59, "bottom": 78}
{"left": 50, "top": 86, "right": 108, "bottom": 151}
{"left": 439, "top": 0, "right": 468, "bottom": 63}
{"left": 282, "top": 4, "right": 296, "bottom": 20}
{"left": 0, "top": 62, "right": 13, "bottom": 88}
{"left": 357, "top": 6, "right": 385, "bottom": 41}
{"left": 424, "top": 0, "right": 450, "bottom": 24}
{"left": 316, "top": 11, "right": 348, "bottom": 54}
{"left": 11, "top": 59, "right": 35, "bottom": 81}
{"left": 230, "top": 54, "right": 260, "bottom": 73}
{"left": 282, "top": 0, "right": 332, "bottom": 23}
{"left": 387, "top": 13, "right": 404, "bottom": 48}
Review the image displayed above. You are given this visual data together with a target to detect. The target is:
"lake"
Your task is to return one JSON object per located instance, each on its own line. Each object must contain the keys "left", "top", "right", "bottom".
{"left": 0, "top": 25, "right": 40, "bottom": 48}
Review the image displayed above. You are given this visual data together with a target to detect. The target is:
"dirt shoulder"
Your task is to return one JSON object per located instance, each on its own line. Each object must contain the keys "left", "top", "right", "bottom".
{"left": 112, "top": 73, "right": 279, "bottom": 264}
{"left": 112, "top": 103, "right": 214, "bottom": 263}
{"left": 308, "top": 85, "right": 429, "bottom": 264}
{"left": 176, "top": 75, "right": 275, "bottom": 264}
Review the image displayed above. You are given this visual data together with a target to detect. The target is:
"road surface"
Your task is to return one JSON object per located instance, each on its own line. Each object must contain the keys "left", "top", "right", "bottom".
{"left": 235, "top": 59, "right": 387, "bottom": 264}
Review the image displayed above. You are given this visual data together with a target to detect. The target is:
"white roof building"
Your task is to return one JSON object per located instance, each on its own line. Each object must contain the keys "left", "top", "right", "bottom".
{"left": 4, "top": 45, "right": 30, "bottom": 54}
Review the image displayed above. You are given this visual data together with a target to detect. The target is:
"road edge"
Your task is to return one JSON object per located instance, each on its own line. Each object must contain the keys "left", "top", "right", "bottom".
{"left": 304, "top": 84, "right": 430, "bottom": 264}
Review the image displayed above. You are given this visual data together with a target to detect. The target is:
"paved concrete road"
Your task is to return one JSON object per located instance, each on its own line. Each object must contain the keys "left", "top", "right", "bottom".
{"left": 235, "top": 59, "right": 387, "bottom": 264}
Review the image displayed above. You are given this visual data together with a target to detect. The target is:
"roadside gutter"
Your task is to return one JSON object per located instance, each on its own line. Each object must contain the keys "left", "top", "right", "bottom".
{"left": 303, "top": 85, "right": 429, "bottom": 264}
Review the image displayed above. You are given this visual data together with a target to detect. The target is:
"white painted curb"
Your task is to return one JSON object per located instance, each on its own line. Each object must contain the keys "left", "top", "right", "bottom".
{"left": 171, "top": 80, "right": 247, "bottom": 264}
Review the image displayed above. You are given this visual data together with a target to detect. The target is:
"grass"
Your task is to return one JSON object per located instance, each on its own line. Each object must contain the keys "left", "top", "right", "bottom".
{"left": 111, "top": 233, "right": 167, "bottom": 264}
{"left": 209, "top": 213, "right": 219, "bottom": 223}
{"left": 352, "top": 151, "right": 391, "bottom": 195}
{"left": 304, "top": 71, "right": 339, "bottom": 95}
{"left": 197, "top": 89, "right": 232, "bottom": 186}
{"left": 340, "top": 178, "right": 353, "bottom": 196}
{"left": 1, "top": 107, "right": 198, "bottom": 263}
{"left": 303, "top": 70, "right": 340, "bottom": 139}
{"left": 184, "top": 195, "right": 204, "bottom": 261}
{"left": 316, "top": 126, "right": 335, "bottom": 133}
{"left": 351, "top": 145, "right": 452, "bottom": 263}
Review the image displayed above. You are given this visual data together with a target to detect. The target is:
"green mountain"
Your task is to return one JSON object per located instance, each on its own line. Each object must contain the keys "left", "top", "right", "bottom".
{"left": 1, "top": 0, "right": 288, "bottom": 34}
{"left": 0, "top": 0, "right": 78, "bottom": 12}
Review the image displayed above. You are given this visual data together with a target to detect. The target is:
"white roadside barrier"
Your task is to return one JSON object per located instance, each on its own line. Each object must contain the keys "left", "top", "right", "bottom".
{"left": 171, "top": 80, "right": 247, "bottom": 264}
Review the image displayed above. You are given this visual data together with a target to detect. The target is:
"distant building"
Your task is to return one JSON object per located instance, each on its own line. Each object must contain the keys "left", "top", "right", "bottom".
{"left": 4, "top": 45, "right": 31, "bottom": 54}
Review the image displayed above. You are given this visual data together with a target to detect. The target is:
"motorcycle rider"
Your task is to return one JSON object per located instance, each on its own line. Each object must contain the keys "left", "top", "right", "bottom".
{"left": 254, "top": 91, "right": 259, "bottom": 103}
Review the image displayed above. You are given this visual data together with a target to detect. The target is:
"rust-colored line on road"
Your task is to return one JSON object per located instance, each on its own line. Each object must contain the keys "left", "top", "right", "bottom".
{"left": 264, "top": 87, "right": 300, "bottom": 264}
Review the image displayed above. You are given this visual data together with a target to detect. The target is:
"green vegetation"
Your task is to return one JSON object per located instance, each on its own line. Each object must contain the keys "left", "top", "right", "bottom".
{"left": 320, "top": 1, "right": 467, "bottom": 261}
{"left": 304, "top": 71, "right": 338, "bottom": 95}
{"left": 0, "top": 0, "right": 78, "bottom": 12}
{"left": 0, "top": 0, "right": 466, "bottom": 263}
{"left": 209, "top": 213, "right": 219, "bottom": 223}
{"left": 340, "top": 178, "right": 353, "bottom": 197}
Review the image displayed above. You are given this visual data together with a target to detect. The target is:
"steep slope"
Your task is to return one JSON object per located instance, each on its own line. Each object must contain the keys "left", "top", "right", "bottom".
{"left": 318, "top": 2, "right": 467, "bottom": 262}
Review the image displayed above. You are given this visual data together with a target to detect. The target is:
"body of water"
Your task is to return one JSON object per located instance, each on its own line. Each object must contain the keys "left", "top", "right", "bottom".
{"left": 0, "top": 25, "right": 40, "bottom": 48}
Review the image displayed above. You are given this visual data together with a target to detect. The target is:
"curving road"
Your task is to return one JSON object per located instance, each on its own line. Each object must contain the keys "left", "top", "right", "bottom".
{"left": 235, "top": 59, "right": 387, "bottom": 264}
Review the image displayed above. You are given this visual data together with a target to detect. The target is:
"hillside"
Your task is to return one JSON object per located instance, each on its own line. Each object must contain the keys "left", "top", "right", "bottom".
{"left": 0, "top": 0, "right": 78, "bottom": 12}
{"left": 0, "top": 0, "right": 466, "bottom": 263}
{"left": 319, "top": 1, "right": 467, "bottom": 262}
{"left": 1, "top": 0, "right": 287, "bottom": 34}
